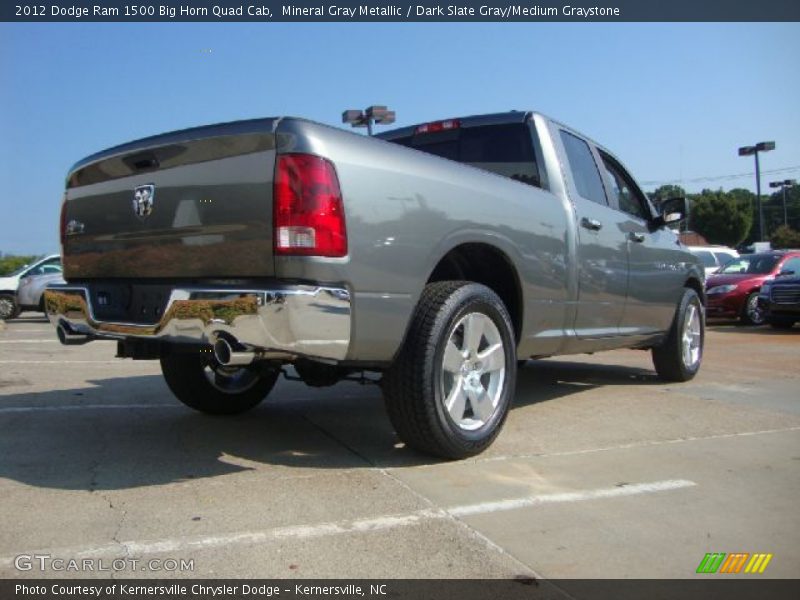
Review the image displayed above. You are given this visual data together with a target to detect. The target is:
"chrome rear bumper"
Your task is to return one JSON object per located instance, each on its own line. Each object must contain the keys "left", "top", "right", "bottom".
{"left": 44, "top": 284, "right": 351, "bottom": 361}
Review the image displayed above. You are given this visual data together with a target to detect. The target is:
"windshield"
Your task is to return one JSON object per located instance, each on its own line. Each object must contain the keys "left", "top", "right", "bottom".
{"left": 718, "top": 254, "right": 780, "bottom": 275}
{"left": 7, "top": 263, "right": 31, "bottom": 277}
{"left": 390, "top": 123, "right": 542, "bottom": 187}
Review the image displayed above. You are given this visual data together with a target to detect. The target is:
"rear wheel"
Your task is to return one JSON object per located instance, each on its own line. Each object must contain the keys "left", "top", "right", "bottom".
{"left": 160, "top": 351, "right": 280, "bottom": 415}
{"left": 652, "top": 288, "right": 704, "bottom": 382}
{"left": 0, "top": 294, "right": 20, "bottom": 320}
{"left": 382, "top": 281, "right": 517, "bottom": 459}
{"left": 741, "top": 292, "right": 765, "bottom": 325}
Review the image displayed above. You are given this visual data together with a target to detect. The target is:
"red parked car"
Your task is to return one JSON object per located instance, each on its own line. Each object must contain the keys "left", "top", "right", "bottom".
{"left": 705, "top": 251, "right": 800, "bottom": 325}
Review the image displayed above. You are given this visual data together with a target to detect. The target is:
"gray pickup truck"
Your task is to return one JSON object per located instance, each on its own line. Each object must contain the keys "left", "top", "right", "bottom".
{"left": 45, "top": 111, "right": 705, "bottom": 458}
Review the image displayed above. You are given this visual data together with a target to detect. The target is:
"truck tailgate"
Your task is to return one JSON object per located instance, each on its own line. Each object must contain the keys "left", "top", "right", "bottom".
{"left": 62, "top": 118, "right": 279, "bottom": 279}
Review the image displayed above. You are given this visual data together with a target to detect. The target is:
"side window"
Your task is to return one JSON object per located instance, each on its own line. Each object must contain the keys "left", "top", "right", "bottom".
{"left": 780, "top": 257, "right": 800, "bottom": 275}
{"left": 600, "top": 153, "right": 649, "bottom": 220}
{"left": 41, "top": 264, "right": 62, "bottom": 274}
{"left": 559, "top": 131, "right": 607, "bottom": 206}
{"left": 694, "top": 250, "right": 717, "bottom": 268}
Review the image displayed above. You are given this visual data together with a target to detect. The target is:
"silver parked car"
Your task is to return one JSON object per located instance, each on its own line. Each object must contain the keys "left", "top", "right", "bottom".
{"left": 18, "top": 270, "right": 66, "bottom": 314}
{"left": 0, "top": 254, "right": 61, "bottom": 319}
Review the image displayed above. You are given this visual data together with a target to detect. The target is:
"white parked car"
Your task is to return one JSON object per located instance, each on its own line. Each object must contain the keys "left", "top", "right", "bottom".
{"left": 18, "top": 271, "right": 66, "bottom": 314}
{"left": 687, "top": 246, "right": 739, "bottom": 277}
{"left": 0, "top": 254, "right": 61, "bottom": 320}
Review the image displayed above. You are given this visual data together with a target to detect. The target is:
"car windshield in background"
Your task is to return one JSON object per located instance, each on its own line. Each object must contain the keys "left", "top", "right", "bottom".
{"left": 719, "top": 254, "right": 780, "bottom": 275}
{"left": 8, "top": 264, "right": 31, "bottom": 277}
{"left": 391, "top": 123, "right": 541, "bottom": 187}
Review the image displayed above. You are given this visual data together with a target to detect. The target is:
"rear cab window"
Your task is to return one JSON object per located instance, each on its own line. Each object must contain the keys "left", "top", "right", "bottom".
{"left": 389, "top": 122, "right": 546, "bottom": 189}
{"left": 559, "top": 130, "right": 608, "bottom": 206}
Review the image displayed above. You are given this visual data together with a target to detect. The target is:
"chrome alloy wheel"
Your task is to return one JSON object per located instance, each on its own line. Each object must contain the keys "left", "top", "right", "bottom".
{"left": 0, "top": 296, "right": 14, "bottom": 320}
{"left": 440, "top": 312, "right": 506, "bottom": 431}
{"left": 681, "top": 303, "right": 702, "bottom": 369}
{"left": 745, "top": 293, "right": 765, "bottom": 325}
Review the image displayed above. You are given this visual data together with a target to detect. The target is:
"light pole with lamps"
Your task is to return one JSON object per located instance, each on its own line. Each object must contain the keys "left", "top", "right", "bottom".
{"left": 769, "top": 179, "right": 796, "bottom": 228}
{"left": 738, "top": 141, "right": 775, "bottom": 241}
{"left": 342, "top": 105, "right": 396, "bottom": 136}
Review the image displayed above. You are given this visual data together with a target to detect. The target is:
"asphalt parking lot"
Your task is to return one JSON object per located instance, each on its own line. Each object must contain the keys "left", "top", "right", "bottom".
{"left": 0, "top": 314, "right": 798, "bottom": 581}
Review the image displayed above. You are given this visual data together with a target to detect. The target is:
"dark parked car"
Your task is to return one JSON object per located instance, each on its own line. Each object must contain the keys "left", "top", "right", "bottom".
{"left": 705, "top": 251, "right": 800, "bottom": 325}
{"left": 759, "top": 272, "right": 800, "bottom": 329}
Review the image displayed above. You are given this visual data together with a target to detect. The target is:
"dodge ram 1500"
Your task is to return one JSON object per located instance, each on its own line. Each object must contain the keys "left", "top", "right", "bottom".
{"left": 45, "top": 111, "right": 705, "bottom": 458}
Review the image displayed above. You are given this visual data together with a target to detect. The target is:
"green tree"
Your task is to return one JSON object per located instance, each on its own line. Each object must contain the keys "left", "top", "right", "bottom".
{"left": 770, "top": 225, "right": 800, "bottom": 249}
{"left": 765, "top": 185, "right": 800, "bottom": 237}
{"left": 649, "top": 184, "right": 687, "bottom": 209}
{"left": 0, "top": 255, "right": 39, "bottom": 276}
{"left": 688, "top": 189, "right": 752, "bottom": 247}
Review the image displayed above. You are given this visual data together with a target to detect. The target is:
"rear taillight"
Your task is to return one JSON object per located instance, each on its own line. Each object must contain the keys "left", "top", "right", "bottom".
{"left": 274, "top": 153, "right": 347, "bottom": 257}
{"left": 415, "top": 119, "right": 460, "bottom": 134}
{"left": 59, "top": 195, "right": 67, "bottom": 247}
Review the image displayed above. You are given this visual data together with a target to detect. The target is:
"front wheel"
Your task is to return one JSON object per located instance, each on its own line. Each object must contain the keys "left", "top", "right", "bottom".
{"left": 652, "top": 288, "right": 704, "bottom": 382}
{"left": 160, "top": 351, "right": 280, "bottom": 415}
{"left": 0, "top": 294, "right": 20, "bottom": 320}
{"left": 741, "top": 292, "right": 765, "bottom": 325}
{"left": 382, "top": 281, "right": 517, "bottom": 459}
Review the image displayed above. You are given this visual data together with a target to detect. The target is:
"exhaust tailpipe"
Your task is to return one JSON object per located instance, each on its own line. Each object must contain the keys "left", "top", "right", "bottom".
{"left": 56, "top": 323, "right": 91, "bottom": 345}
{"left": 213, "top": 337, "right": 255, "bottom": 366}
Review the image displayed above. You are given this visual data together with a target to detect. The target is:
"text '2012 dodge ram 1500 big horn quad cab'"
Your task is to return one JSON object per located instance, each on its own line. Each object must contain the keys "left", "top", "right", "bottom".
{"left": 45, "top": 111, "right": 705, "bottom": 459}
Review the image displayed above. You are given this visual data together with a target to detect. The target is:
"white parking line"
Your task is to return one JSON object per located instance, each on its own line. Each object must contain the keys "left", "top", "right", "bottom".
{"left": 447, "top": 479, "right": 695, "bottom": 517}
{"left": 0, "top": 340, "right": 60, "bottom": 343}
{"left": 476, "top": 426, "right": 800, "bottom": 464}
{"left": 0, "top": 479, "right": 695, "bottom": 565}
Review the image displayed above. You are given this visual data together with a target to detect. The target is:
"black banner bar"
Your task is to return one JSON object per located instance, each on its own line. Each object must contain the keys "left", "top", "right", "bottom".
{"left": 3, "top": 0, "right": 800, "bottom": 22}
{"left": 4, "top": 579, "right": 800, "bottom": 600}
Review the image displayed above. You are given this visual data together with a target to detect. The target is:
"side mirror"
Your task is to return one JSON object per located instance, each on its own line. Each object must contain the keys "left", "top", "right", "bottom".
{"left": 653, "top": 197, "right": 687, "bottom": 229}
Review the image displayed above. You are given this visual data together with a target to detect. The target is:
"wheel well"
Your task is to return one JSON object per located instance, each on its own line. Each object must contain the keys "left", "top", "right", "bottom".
{"left": 685, "top": 277, "right": 705, "bottom": 305}
{"left": 427, "top": 243, "right": 522, "bottom": 341}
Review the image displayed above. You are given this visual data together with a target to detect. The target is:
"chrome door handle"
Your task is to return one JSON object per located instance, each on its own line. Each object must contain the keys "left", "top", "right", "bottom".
{"left": 580, "top": 217, "right": 603, "bottom": 231}
{"left": 629, "top": 232, "right": 646, "bottom": 243}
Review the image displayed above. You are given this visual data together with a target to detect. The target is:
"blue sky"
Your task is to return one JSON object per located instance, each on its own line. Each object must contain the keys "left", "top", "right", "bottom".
{"left": 1, "top": 22, "right": 799, "bottom": 255}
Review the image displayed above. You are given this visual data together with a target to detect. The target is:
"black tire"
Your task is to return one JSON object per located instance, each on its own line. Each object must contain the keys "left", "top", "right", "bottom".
{"left": 740, "top": 292, "right": 765, "bottom": 326}
{"left": 160, "top": 351, "right": 280, "bottom": 415}
{"left": 0, "top": 294, "right": 20, "bottom": 320}
{"left": 652, "top": 288, "right": 705, "bottom": 382}
{"left": 769, "top": 320, "right": 795, "bottom": 330}
{"left": 382, "top": 281, "right": 517, "bottom": 460}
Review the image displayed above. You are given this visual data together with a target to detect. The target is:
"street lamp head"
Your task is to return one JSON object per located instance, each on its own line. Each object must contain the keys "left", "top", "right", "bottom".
{"left": 770, "top": 179, "right": 797, "bottom": 189}
{"left": 755, "top": 141, "right": 776, "bottom": 152}
{"left": 342, "top": 109, "right": 365, "bottom": 125}
{"left": 738, "top": 146, "right": 756, "bottom": 156}
{"left": 375, "top": 111, "right": 396, "bottom": 125}
{"left": 343, "top": 105, "right": 396, "bottom": 134}
{"left": 365, "top": 105, "right": 388, "bottom": 119}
